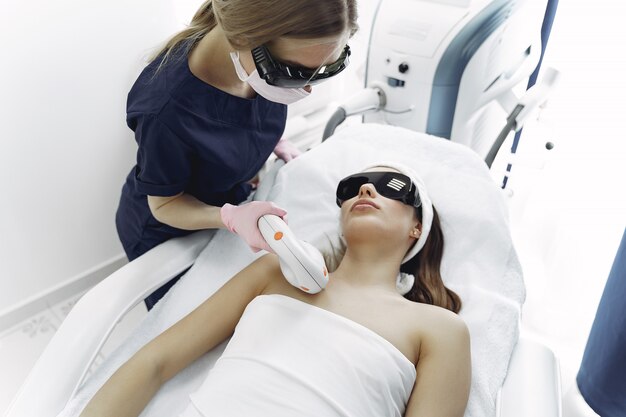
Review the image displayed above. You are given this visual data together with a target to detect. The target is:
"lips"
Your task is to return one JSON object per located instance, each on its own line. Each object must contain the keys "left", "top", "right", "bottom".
{"left": 351, "top": 199, "right": 379, "bottom": 211}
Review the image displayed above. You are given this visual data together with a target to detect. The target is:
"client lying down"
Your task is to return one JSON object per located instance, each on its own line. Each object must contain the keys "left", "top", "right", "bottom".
{"left": 79, "top": 162, "right": 471, "bottom": 417}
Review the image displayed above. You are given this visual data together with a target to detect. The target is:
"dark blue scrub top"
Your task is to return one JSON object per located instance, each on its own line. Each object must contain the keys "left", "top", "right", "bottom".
{"left": 116, "top": 43, "right": 287, "bottom": 260}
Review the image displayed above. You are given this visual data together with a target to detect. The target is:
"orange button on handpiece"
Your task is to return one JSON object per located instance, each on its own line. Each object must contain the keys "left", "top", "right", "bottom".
{"left": 274, "top": 231, "right": 283, "bottom": 240}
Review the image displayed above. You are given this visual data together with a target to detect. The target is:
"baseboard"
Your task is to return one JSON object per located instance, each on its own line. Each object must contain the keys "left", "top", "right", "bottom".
{"left": 0, "top": 254, "right": 128, "bottom": 332}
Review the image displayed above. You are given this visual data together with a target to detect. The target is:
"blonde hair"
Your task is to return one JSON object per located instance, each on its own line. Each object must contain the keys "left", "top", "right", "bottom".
{"left": 322, "top": 207, "right": 462, "bottom": 314}
{"left": 151, "top": 0, "right": 358, "bottom": 72}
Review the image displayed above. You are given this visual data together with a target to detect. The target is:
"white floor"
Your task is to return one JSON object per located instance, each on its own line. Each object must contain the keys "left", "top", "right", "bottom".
{"left": 2, "top": 2, "right": 625, "bottom": 416}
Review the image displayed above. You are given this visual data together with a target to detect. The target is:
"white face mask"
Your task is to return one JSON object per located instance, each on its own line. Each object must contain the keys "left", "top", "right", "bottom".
{"left": 229, "top": 51, "right": 311, "bottom": 105}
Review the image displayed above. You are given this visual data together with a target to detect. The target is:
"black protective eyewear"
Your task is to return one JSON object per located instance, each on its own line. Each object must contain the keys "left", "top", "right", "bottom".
{"left": 251, "top": 44, "right": 351, "bottom": 88}
{"left": 336, "top": 171, "right": 422, "bottom": 211}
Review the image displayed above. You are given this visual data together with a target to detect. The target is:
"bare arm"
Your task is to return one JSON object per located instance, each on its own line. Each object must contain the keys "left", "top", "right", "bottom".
{"left": 79, "top": 254, "right": 281, "bottom": 417}
{"left": 147, "top": 193, "right": 225, "bottom": 230}
{"left": 405, "top": 311, "right": 471, "bottom": 417}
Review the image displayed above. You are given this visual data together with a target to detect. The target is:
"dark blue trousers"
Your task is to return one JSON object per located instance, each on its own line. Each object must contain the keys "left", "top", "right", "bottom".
{"left": 577, "top": 228, "right": 626, "bottom": 416}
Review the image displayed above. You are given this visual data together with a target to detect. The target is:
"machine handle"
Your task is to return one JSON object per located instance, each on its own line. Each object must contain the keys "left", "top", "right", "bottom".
{"left": 322, "top": 87, "right": 385, "bottom": 141}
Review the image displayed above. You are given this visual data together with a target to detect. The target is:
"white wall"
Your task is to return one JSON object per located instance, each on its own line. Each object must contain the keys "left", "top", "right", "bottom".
{"left": 0, "top": 0, "right": 202, "bottom": 312}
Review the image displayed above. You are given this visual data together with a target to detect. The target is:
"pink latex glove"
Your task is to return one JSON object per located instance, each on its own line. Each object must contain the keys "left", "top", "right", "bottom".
{"left": 273, "top": 137, "right": 302, "bottom": 162}
{"left": 220, "top": 201, "right": 288, "bottom": 253}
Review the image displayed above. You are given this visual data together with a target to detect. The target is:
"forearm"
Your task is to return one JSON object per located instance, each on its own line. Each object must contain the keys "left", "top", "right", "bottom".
{"left": 150, "top": 193, "right": 225, "bottom": 230}
{"left": 79, "top": 348, "right": 163, "bottom": 417}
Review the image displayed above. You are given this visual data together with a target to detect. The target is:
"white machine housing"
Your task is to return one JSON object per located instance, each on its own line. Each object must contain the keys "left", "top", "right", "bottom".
{"left": 363, "top": 0, "right": 548, "bottom": 159}
{"left": 258, "top": 215, "right": 329, "bottom": 294}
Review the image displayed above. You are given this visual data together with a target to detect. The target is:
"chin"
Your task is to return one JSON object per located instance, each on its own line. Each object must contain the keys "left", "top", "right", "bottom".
{"left": 343, "top": 216, "right": 395, "bottom": 242}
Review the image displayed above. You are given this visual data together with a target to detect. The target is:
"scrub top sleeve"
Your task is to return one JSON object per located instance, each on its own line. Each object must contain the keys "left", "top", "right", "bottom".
{"left": 133, "top": 114, "right": 192, "bottom": 197}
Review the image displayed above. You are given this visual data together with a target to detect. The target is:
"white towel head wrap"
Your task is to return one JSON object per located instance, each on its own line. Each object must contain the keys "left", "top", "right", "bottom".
{"left": 361, "top": 161, "right": 433, "bottom": 264}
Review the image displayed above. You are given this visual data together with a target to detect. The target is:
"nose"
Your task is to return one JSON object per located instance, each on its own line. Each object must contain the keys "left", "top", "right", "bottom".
{"left": 358, "top": 183, "right": 377, "bottom": 198}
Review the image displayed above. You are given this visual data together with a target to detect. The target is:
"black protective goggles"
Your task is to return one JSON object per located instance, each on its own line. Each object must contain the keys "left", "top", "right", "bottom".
{"left": 335, "top": 171, "right": 422, "bottom": 211}
{"left": 251, "top": 44, "right": 351, "bottom": 88}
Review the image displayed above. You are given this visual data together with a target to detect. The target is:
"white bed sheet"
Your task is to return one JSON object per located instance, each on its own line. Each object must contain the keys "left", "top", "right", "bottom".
{"left": 58, "top": 123, "right": 524, "bottom": 417}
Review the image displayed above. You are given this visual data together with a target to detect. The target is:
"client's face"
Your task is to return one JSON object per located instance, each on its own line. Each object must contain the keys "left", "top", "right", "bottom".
{"left": 338, "top": 168, "right": 419, "bottom": 249}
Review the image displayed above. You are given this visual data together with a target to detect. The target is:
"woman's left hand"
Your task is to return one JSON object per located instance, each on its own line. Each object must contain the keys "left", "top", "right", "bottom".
{"left": 273, "top": 137, "right": 302, "bottom": 162}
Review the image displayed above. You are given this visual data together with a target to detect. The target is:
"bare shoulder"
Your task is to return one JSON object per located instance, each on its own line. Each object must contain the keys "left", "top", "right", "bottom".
{"left": 256, "top": 253, "right": 324, "bottom": 297}
{"left": 251, "top": 252, "right": 282, "bottom": 273}
{"left": 404, "top": 302, "right": 472, "bottom": 416}
{"left": 251, "top": 253, "right": 292, "bottom": 293}
{"left": 246, "top": 253, "right": 284, "bottom": 290}
{"left": 206, "top": 252, "right": 284, "bottom": 298}
{"left": 409, "top": 302, "right": 470, "bottom": 353}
